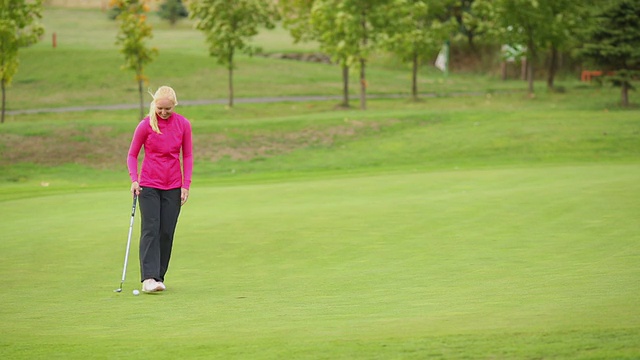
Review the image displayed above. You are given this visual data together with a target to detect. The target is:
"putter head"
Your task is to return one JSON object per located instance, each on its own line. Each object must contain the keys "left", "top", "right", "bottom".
{"left": 114, "top": 288, "right": 122, "bottom": 293}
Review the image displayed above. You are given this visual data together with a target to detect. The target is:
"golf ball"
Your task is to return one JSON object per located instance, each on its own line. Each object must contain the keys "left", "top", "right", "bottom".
{"left": 132, "top": 289, "right": 140, "bottom": 296}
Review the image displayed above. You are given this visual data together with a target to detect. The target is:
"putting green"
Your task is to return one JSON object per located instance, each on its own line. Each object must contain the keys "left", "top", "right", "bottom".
{"left": 0, "top": 164, "right": 638, "bottom": 359}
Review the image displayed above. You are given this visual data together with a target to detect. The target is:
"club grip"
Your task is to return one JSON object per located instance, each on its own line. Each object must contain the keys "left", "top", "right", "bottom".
{"left": 131, "top": 195, "right": 138, "bottom": 217}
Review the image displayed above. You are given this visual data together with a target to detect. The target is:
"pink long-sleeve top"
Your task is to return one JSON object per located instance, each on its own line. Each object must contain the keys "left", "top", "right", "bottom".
{"left": 127, "top": 113, "right": 193, "bottom": 190}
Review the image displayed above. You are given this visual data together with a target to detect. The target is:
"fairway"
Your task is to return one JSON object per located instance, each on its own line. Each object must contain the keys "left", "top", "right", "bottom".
{"left": 1, "top": 164, "right": 638, "bottom": 359}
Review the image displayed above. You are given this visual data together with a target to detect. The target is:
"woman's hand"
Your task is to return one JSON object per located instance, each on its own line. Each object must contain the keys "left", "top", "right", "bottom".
{"left": 131, "top": 181, "right": 141, "bottom": 197}
{"left": 181, "top": 188, "right": 189, "bottom": 205}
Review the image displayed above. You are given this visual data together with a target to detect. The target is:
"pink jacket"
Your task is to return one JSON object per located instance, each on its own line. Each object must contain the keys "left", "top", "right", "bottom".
{"left": 127, "top": 113, "right": 193, "bottom": 190}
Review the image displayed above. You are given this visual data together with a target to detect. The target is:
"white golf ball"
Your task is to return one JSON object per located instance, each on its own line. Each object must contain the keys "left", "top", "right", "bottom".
{"left": 132, "top": 289, "right": 140, "bottom": 296}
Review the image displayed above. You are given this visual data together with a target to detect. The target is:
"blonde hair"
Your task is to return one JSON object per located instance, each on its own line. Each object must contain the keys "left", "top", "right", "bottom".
{"left": 148, "top": 86, "right": 178, "bottom": 134}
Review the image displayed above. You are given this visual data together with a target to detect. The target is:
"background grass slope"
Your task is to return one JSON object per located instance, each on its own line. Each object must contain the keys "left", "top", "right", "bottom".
{"left": 1, "top": 90, "right": 637, "bottom": 197}
{"left": 7, "top": 7, "right": 524, "bottom": 111}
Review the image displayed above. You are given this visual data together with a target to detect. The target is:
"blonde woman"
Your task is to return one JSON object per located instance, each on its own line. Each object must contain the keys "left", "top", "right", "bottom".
{"left": 127, "top": 86, "right": 193, "bottom": 293}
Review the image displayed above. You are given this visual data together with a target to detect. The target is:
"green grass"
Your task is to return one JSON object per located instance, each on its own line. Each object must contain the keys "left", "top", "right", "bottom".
{"left": 0, "top": 6, "right": 639, "bottom": 359}
{"left": 1, "top": 165, "right": 639, "bottom": 359}
{"left": 1, "top": 89, "right": 639, "bottom": 358}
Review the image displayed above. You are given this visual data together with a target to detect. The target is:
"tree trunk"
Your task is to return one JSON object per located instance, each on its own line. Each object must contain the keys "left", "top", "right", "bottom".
{"left": 526, "top": 40, "right": 535, "bottom": 96}
{"left": 527, "top": 60, "right": 534, "bottom": 96}
{"left": 228, "top": 66, "right": 234, "bottom": 108}
{"left": 412, "top": 51, "right": 418, "bottom": 101}
{"left": 359, "top": 58, "right": 366, "bottom": 110}
{"left": 622, "top": 82, "right": 629, "bottom": 107}
{"left": 547, "top": 45, "right": 558, "bottom": 90}
{"left": 228, "top": 51, "right": 234, "bottom": 108}
{"left": 137, "top": 69, "right": 144, "bottom": 121}
{"left": 467, "top": 32, "right": 476, "bottom": 52}
{"left": 359, "top": 10, "right": 367, "bottom": 111}
{"left": 341, "top": 64, "right": 350, "bottom": 108}
{"left": 1, "top": 78, "right": 5, "bottom": 124}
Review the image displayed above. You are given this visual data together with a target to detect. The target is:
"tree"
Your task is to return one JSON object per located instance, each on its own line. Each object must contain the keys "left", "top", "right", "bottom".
{"left": 470, "top": 0, "right": 560, "bottom": 96}
{"left": 0, "top": 0, "right": 44, "bottom": 124}
{"left": 450, "top": 0, "right": 479, "bottom": 50}
{"left": 382, "top": 0, "right": 455, "bottom": 101}
{"left": 486, "top": 0, "right": 547, "bottom": 95}
{"left": 113, "top": 0, "right": 158, "bottom": 121}
{"left": 311, "top": 0, "right": 389, "bottom": 110}
{"left": 539, "top": 0, "right": 584, "bottom": 90}
{"left": 577, "top": 0, "right": 640, "bottom": 106}
{"left": 285, "top": 0, "right": 352, "bottom": 108}
{"left": 279, "top": 0, "right": 316, "bottom": 43}
{"left": 280, "top": 0, "right": 357, "bottom": 108}
{"left": 158, "top": 0, "right": 188, "bottom": 26}
{"left": 189, "top": 0, "right": 278, "bottom": 108}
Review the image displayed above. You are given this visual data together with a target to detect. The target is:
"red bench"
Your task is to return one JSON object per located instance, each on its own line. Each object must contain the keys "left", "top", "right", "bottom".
{"left": 581, "top": 70, "right": 614, "bottom": 82}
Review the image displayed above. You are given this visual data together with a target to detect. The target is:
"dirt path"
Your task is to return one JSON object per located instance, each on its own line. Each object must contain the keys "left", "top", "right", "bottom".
{"left": 5, "top": 92, "right": 494, "bottom": 115}
{"left": 5, "top": 95, "right": 349, "bottom": 115}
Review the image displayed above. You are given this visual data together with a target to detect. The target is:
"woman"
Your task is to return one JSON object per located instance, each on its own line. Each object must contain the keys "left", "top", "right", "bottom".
{"left": 127, "top": 86, "right": 193, "bottom": 293}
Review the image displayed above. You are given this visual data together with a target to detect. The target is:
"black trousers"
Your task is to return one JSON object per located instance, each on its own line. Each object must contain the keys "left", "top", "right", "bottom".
{"left": 138, "top": 187, "right": 182, "bottom": 282}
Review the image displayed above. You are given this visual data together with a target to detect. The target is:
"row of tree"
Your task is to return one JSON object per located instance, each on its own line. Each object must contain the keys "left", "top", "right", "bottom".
{"left": 117, "top": 0, "right": 640, "bottom": 112}
{"left": 148, "top": 0, "right": 640, "bottom": 111}
{"left": 1, "top": 0, "right": 639, "bottom": 123}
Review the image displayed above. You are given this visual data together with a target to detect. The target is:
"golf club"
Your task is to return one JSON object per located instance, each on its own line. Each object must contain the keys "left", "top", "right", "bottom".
{"left": 114, "top": 194, "right": 138, "bottom": 293}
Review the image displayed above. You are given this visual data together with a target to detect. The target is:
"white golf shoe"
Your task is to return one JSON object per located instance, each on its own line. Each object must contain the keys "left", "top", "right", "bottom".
{"left": 157, "top": 282, "right": 166, "bottom": 291}
{"left": 142, "top": 279, "right": 162, "bottom": 293}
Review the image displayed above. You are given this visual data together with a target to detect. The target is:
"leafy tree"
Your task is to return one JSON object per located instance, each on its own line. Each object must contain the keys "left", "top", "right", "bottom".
{"left": 311, "top": 0, "right": 390, "bottom": 110}
{"left": 469, "top": 0, "right": 560, "bottom": 95}
{"left": 113, "top": 0, "right": 158, "bottom": 120}
{"left": 450, "top": 0, "right": 480, "bottom": 49}
{"left": 190, "top": 0, "right": 278, "bottom": 108}
{"left": 158, "top": 0, "right": 188, "bottom": 26}
{"left": 492, "top": 0, "right": 543, "bottom": 95}
{"left": 280, "top": 0, "right": 351, "bottom": 108}
{"left": 539, "top": 0, "right": 584, "bottom": 90}
{"left": 107, "top": 6, "right": 122, "bottom": 20}
{"left": 577, "top": 0, "right": 640, "bottom": 106}
{"left": 279, "top": 0, "right": 316, "bottom": 43}
{"left": 382, "top": 0, "right": 455, "bottom": 101}
{"left": 0, "top": 0, "right": 44, "bottom": 124}
{"left": 280, "top": 0, "right": 356, "bottom": 108}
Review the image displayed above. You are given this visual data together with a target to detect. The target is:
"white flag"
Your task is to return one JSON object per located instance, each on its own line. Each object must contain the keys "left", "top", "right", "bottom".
{"left": 435, "top": 44, "right": 448, "bottom": 72}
